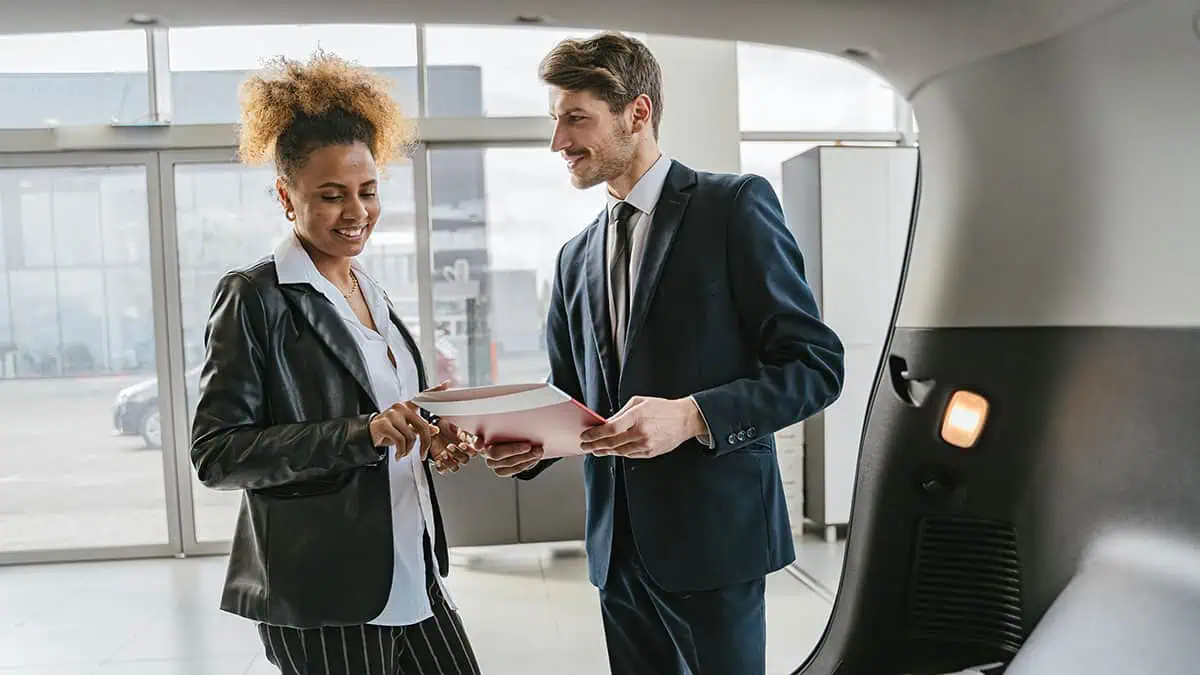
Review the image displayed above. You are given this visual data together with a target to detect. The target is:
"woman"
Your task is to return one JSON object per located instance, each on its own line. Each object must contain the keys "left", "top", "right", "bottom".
{"left": 190, "top": 51, "right": 481, "bottom": 675}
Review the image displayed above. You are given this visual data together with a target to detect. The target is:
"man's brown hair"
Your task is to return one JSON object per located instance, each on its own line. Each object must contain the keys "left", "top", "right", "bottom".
{"left": 539, "top": 31, "right": 663, "bottom": 138}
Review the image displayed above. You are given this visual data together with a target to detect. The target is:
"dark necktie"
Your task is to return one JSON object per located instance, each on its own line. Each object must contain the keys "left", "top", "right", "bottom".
{"left": 610, "top": 201, "right": 638, "bottom": 367}
{"left": 609, "top": 200, "right": 639, "bottom": 546}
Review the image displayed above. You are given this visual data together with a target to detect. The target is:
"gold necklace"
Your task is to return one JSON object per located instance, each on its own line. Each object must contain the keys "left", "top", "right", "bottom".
{"left": 342, "top": 274, "right": 359, "bottom": 299}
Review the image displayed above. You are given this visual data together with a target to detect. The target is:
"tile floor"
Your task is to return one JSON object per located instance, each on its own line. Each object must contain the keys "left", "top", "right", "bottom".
{"left": 791, "top": 535, "right": 847, "bottom": 597}
{"left": 0, "top": 541, "right": 840, "bottom": 675}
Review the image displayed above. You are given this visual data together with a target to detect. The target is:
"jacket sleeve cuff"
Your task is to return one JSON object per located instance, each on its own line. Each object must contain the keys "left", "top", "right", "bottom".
{"left": 689, "top": 396, "right": 715, "bottom": 448}
{"left": 356, "top": 413, "right": 387, "bottom": 464}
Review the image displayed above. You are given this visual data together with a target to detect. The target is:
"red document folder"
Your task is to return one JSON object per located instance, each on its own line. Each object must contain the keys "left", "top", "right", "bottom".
{"left": 411, "top": 383, "right": 607, "bottom": 459}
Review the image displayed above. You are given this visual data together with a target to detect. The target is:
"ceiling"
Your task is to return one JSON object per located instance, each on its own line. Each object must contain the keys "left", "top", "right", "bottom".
{"left": 0, "top": 0, "right": 1141, "bottom": 94}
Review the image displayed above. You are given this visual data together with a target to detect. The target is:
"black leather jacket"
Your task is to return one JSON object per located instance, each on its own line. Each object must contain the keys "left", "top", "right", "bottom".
{"left": 190, "top": 258, "right": 448, "bottom": 628}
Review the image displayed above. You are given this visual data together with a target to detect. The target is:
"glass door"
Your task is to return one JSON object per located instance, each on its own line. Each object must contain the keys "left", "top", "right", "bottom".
{"left": 0, "top": 151, "right": 183, "bottom": 565}
{"left": 157, "top": 148, "right": 244, "bottom": 555}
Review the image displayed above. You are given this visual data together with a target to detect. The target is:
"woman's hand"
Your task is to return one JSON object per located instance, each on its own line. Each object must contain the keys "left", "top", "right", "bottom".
{"left": 427, "top": 423, "right": 483, "bottom": 473}
{"left": 369, "top": 403, "right": 439, "bottom": 460}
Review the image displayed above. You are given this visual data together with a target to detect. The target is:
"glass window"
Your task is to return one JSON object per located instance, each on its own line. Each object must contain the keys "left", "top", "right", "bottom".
{"left": 19, "top": 185, "right": 54, "bottom": 268}
{"left": 100, "top": 168, "right": 153, "bottom": 266}
{"left": 56, "top": 269, "right": 107, "bottom": 375}
{"left": 53, "top": 179, "right": 105, "bottom": 267}
{"left": 737, "top": 42, "right": 897, "bottom": 131}
{"left": 427, "top": 146, "right": 605, "bottom": 387}
{"left": 423, "top": 25, "right": 623, "bottom": 117}
{"left": 7, "top": 269, "right": 57, "bottom": 377}
{"left": 0, "top": 30, "right": 149, "bottom": 128}
{"left": 0, "top": 275, "right": 9, "bottom": 347}
{"left": 172, "top": 159, "right": 415, "bottom": 542}
{"left": 740, "top": 140, "right": 897, "bottom": 197}
{"left": 0, "top": 190, "right": 6, "bottom": 266}
{"left": 167, "top": 24, "right": 420, "bottom": 124}
{"left": 0, "top": 164, "right": 169, "bottom": 553}
{"left": 105, "top": 267, "right": 155, "bottom": 372}
{"left": 741, "top": 141, "right": 821, "bottom": 197}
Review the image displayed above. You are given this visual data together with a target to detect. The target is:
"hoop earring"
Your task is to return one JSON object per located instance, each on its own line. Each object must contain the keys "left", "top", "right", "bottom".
{"left": 285, "top": 209, "right": 296, "bottom": 222}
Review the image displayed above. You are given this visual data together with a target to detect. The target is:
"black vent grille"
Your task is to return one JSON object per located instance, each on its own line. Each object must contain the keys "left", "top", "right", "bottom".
{"left": 909, "top": 516, "right": 1024, "bottom": 652}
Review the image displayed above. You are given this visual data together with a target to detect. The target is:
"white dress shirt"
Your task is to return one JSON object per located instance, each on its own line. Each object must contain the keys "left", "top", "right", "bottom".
{"left": 274, "top": 233, "right": 456, "bottom": 627}
{"left": 606, "top": 153, "right": 672, "bottom": 364}
{"left": 604, "top": 154, "right": 713, "bottom": 446}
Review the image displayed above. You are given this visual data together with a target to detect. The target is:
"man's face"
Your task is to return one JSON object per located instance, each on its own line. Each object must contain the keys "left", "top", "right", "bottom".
{"left": 549, "top": 88, "right": 638, "bottom": 190}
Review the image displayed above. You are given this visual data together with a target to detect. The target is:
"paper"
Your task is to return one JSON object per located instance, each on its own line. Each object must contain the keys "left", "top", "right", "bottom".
{"left": 411, "top": 383, "right": 607, "bottom": 459}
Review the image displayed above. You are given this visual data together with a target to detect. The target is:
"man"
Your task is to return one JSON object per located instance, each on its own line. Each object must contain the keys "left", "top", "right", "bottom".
{"left": 480, "top": 31, "right": 845, "bottom": 674}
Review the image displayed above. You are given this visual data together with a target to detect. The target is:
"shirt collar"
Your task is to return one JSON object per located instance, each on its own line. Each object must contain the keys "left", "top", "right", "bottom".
{"left": 607, "top": 153, "right": 672, "bottom": 219}
{"left": 274, "top": 231, "right": 366, "bottom": 288}
{"left": 274, "top": 231, "right": 392, "bottom": 334}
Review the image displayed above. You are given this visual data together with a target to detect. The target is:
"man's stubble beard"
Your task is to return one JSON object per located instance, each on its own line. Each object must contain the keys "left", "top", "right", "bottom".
{"left": 572, "top": 126, "right": 638, "bottom": 190}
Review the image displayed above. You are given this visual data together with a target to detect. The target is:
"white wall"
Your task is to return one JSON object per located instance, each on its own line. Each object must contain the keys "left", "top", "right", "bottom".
{"left": 645, "top": 34, "right": 741, "bottom": 173}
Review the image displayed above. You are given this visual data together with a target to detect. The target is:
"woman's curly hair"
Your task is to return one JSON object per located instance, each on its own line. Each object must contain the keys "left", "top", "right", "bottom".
{"left": 236, "top": 49, "right": 416, "bottom": 179}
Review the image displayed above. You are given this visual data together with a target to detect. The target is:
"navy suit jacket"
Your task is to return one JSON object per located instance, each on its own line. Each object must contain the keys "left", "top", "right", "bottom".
{"left": 521, "top": 160, "right": 845, "bottom": 593}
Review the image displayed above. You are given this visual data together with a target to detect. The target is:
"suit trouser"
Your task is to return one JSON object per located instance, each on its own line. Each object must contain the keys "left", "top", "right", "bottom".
{"left": 599, "top": 466, "right": 768, "bottom": 675}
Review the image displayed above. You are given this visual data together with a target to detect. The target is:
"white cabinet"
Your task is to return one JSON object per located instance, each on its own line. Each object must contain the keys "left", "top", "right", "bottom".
{"left": 775, "top": 420, "right": 807, "bottom": 537}
{"left": 778, "top": 145, "right": 918, "bottom": 539}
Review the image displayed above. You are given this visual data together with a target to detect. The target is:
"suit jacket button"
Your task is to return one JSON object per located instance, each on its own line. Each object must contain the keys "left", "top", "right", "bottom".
{"left": 737, "top": 431, "right": 747, "bottom": 442}
{"left": 727, "top": 433, "right": 737, "bottom": 445}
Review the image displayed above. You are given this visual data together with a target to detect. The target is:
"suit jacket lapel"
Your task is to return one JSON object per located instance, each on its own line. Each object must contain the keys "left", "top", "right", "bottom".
{"left": 622, "top": 162, "right": 696, "bottom": 373}
{"left": 280, "top": 285, "right": 378, "bottom": 411}
{"left": 583, "top": 210, "right": 619, "bottom": 411}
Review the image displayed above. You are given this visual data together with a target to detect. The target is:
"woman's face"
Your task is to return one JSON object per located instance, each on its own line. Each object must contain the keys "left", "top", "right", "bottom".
{"left": 277, "top": 141, "right": 381, "bottom": 261}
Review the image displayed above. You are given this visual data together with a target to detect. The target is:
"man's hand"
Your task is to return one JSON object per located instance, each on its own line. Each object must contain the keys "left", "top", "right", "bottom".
{"left": 481, "top": 442, "right": 544, "bottom": 478}
{"left": 579, "top": 396, "right": 707, "bottom": 459}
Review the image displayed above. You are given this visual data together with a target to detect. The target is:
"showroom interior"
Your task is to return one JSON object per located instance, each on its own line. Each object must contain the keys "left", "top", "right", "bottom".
{"left": 0, "top": 21, "right": 918, "bottom": 674}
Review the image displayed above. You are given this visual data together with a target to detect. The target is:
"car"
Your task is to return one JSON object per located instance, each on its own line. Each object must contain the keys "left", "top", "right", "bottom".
{"left": 113, "top": 337, "right": 460, "bottom": 449}
{"left": 111, "top": 364, "right": 201, "bottom": 449}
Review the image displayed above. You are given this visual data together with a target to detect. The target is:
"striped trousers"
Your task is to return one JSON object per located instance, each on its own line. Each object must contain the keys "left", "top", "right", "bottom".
{"left": 257, "top": 579, "right": 481, "bottom": 675}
